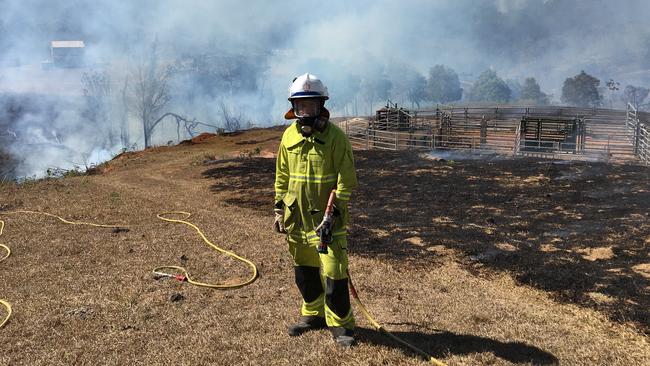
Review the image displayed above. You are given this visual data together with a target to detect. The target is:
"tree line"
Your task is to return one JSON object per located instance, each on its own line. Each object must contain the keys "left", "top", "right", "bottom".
{"left": 79, "top": 48, "right": 650, "bottom": 152}
{"left": 331, "top": 64, "right": 649, "bottom": 115}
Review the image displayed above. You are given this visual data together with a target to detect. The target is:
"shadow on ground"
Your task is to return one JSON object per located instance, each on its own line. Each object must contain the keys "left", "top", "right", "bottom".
{"left": 357, "top": 327, "right": 558, "bottom": 365}
{"left": 202, "top": 157, "right": 275, "bottom": 211}
{"left": 201, "top": 150, "right": 650, "bottom": 333}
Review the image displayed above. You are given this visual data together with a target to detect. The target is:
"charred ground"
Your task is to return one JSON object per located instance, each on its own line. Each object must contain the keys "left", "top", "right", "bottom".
{"left": 0, "top": 127, "right": 649, "bottom": 365}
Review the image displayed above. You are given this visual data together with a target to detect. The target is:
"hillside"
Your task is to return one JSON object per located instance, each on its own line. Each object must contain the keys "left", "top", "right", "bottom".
{"left": 1, "top": 126, "right": 649, "bottom": 365}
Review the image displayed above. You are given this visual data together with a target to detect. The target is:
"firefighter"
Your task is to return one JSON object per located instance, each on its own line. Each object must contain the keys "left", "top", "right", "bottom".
{"left": 274, "top": 73, "right": 357, "bottom": 347}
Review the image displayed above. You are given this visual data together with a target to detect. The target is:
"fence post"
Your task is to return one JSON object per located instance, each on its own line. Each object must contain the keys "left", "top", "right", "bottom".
{"left": 480, "top": 116, "right": 487, "bottom": 146}
{"left": 607, "top": 135, "right": 611, "bottom": 158}
{"left": 635, "top": 122, "right": 641, "bottom": 155}
{"left": 395, "top": 131, "right": 398, "bottom": 150}
{"left": 366, "top": 127, "right": 370, "bottom": 150}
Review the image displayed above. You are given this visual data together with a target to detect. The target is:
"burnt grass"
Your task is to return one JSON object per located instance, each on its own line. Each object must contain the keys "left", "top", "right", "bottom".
{"left": 2, "top": 128, "right": 649, "bottom": 365}
{"left": 203, "top": 157, "right": 276, "bottom": 210}
{"left": 203, "top": 150, "right": 650, "bottom": 334}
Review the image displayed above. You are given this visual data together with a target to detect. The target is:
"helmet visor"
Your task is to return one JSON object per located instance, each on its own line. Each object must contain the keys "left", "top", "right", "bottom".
{"left": 292, "top": 98, "right": 321, "bottom": 118}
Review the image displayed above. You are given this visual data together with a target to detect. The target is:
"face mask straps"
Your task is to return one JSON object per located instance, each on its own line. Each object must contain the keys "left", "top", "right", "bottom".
{"left": 298, "top": 116, "right": 327, "bottom": 137}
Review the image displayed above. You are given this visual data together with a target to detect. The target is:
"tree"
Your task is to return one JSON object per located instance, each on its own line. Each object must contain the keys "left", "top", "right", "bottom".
{"left": 468, "top": 69, "right": 511, "bottom": 103}
{"left": 346, "top": 74, "right": 361, "bottom": 116}
{"left": 406, "top": 73, "right": 428, "bottom": 109}
{"left": 605, "top": 79, "right": 621, "bottom": 109}
{"left": 128, "top": 40, "right": 171, "bottom": 148}
{"left": 169, "top": 53, "right": 265, "bottom": 99}
{"left": 426, "top": 65, "right": 462, "bottom": 104}
{"left": 117, "top": 78, "right": 130, "bottom": 148}
{"left": 519, "top": 77, "right": 549, "bottom": 105}
{"left": 149, "top": 112, "right": 218, "bottom": 141}
{"left": 324, "top": 73, "right": 361, "bottom": 117}
{"left": 218, "top": 100, "right": 247, "bottom": 132}
{"left": 561, "top": 70, "right": 602, "bottom": 107}
{"left": 386, "top": 63, "right": 427, "bottom": 109}
{"left": 506, "top": 79, "right": 522, "bottom": 101}
{"left": 360, "top": 74, "right": 392, "bottom": 115}
{"left": 621, "top": 85, "right": 649, "bottom": 110}
{"left": 81, "top": 70, "right": 115, "bottom": 148}
{"left": 0, "top": 118, "right": 17, "bottom": 180}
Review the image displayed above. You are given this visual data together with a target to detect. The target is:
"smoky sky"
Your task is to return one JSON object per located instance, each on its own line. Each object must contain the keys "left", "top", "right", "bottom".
{"left": 2, "top": 0, "right": 650, "bottom": 93}
{"left": 1, "top": 0, "right": 650, "bottom": 177}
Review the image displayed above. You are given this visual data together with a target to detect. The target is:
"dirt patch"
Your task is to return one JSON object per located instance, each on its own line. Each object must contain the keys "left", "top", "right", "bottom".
{"left": 495, "top": 242, "right": 518, "bottom": 252}
{"left": 633, "top": 263, "right": 650, "bottom": 279}
{"left": 576, "top": 246, "right": 616, "bottom": 261}
{"left": 404, "top": 236, "right": 425, "bottom": 246}
{"left": 190, "top": 132, "right": 217, "bottom": 144}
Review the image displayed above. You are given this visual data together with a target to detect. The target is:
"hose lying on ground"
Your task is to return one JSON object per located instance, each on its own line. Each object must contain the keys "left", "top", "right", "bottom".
{"left": 2, "top": 209, "right": 436, "bottom": 365}
{"left": 0, "top": 210, "right": 125, "bottom": 329}
{"left": 153, "top": 211, "right": 258, "bottom": 289}
{"left": 348, "top": 271, "right": 448, "bottom": 366}
{"left": 1, "top": 220, "right": 11, "bottom": 328}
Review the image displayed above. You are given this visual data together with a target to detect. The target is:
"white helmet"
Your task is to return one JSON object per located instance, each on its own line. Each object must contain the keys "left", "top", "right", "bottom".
{"left": 288, "top": 73, "right": 329, "bottom": 101}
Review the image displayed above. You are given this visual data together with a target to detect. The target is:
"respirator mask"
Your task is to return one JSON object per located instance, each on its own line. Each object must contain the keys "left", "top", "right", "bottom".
{"left": 293, "top": 98, "right": 326, "bottom": 137}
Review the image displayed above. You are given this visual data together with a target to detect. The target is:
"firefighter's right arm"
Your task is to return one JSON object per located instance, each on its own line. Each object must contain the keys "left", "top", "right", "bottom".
{"left": 274, "top": 142, "right": 289, "bottom": 234}
{"left": 275, "top": 142, "right": 289, "bottom": 204}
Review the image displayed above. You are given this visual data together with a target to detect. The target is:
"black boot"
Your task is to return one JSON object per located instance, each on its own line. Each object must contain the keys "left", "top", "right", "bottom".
{"left": 288, "top": 316, "right": 327, "bottom": 336}
{"left": 330, "top": 326, "right": 355, "bottom": 347}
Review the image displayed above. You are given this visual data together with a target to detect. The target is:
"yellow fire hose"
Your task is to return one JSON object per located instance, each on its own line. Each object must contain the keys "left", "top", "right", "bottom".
{"left": 2, "top": 209, "right": 441, "bottom": 365}
{"left": 152, "top": 211, "right": 258, "bottom": 289}
{"left": 347, "top": 271, "right": 447, "bottom": 366}
{"left": 1, "top": 220, "right": 12, "bottom": 328}
{"left": 0, "top": 210, "right": 125, "bottom": 329}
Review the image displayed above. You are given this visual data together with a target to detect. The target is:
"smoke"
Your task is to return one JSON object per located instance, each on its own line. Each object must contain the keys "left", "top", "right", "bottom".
{"left": 1, "top": 0, "right": 650, "bottom": 178}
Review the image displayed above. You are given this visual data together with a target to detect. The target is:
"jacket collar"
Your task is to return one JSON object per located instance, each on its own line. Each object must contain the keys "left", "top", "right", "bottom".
{"left": 284, "top": 121, "right": 329, "bottom": 149}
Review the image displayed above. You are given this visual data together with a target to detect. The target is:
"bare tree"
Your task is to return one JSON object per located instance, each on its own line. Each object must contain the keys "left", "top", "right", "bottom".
{"left": 218, "top": 101, "right": 245, "bottom": 132}
{"left": 128, "top": 40, "right": 171, "bottom": 148}
{"left": 81, "top": 70, "right": 115, "bottom": 147}
{"left": 118, "top": 77, "right": 131, "bottom": 148}
{"left": 622, "top": 85, "right": 650, "bottom": 111}
{"left": 0, "top": 145, "right": 17, "bottom": 182}
{"left": 150, "top": 112, "right": 220, "bottom": 141}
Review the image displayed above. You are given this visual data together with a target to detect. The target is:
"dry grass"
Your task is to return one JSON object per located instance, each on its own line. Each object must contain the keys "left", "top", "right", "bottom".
{"left": 1, "top": 126, "right": 649, "bottom": 365}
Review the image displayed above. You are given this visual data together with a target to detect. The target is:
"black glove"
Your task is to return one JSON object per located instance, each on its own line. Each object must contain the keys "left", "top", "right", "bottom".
{"left": 315, "top": 216, "right": 333, "bottom": 245}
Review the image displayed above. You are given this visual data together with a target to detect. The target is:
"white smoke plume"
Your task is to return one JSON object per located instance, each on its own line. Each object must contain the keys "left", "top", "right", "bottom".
{"left": 1, "top": 0, "right": 649, "bottom": 178}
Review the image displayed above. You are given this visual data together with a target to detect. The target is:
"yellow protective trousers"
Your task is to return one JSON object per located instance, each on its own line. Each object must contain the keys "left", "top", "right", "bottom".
{"left": 287, "top": 231, "right": 355, "bottom": 330}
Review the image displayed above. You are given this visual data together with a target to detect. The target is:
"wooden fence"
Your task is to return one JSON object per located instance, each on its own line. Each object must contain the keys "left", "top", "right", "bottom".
{"left": 335, "top": 105, "right": 650, "bottom": 165}
{"left": 626, "top": 103, "right": 650, "bottom": 165}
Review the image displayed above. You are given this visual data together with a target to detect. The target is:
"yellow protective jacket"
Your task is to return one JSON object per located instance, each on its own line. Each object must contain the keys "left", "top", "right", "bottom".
{"left": 275, "top": 121, "right": 357, "bottom": 243}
